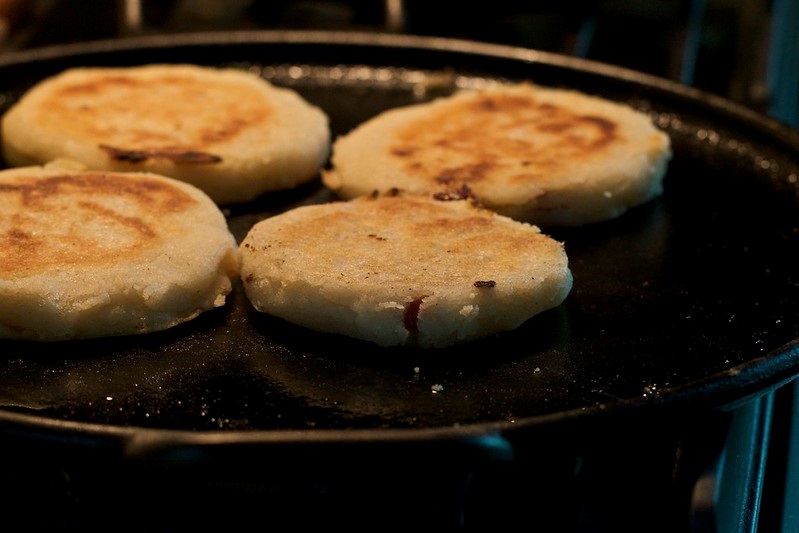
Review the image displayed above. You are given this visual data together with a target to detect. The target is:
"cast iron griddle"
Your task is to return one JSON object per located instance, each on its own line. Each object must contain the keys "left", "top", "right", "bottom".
{"left": 1, "top": 31, "right": 798, "bottom": 454}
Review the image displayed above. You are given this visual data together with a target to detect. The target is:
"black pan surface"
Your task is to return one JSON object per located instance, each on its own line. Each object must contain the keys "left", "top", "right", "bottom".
{"left": 1, "top": 31, "right": 799, "bottom": 458}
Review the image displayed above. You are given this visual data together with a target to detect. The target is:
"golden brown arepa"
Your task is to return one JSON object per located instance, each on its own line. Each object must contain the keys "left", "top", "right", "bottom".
{"left": 240, "top": 192, "right": 572, "bottom": 348}
{"left": 324, "top": 82, "right": 671, "bottom": 226}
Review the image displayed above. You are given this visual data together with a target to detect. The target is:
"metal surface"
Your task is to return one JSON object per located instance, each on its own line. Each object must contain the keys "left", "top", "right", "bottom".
{"left": 1, "top": 31, "right": 798, "bottom": 459}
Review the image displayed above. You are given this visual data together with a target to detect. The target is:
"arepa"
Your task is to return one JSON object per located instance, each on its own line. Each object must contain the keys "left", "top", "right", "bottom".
{"left": 323, "top": 82, "right": 672, "bottom": 226}
{"left": 0, "top": 164, "right": 240, "bottom": 341}
{"left": 1, "top": 64, "right": 330, "bottom": 205}
{"left": 240, "top": 192, "right": 572, "bottom": 348}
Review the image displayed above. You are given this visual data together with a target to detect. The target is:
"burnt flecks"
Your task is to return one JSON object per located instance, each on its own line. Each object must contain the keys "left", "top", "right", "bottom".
{"left": 432, "top": 185, "right": 485, "bottom": 209}
{"left": 100, "top": 144, "right": 223, "bottom": 164}
{"left": 432, "top": 184, "right": 475, "bottom": 201}
{"left": 370, "top": 188, "right": 402, "bottom": 199}
{"left": 474, "top": 280, "right": 496, "bottom": 288}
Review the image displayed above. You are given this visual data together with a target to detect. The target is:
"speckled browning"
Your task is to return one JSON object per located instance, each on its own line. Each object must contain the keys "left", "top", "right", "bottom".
{"left": 326, "top": 82, "right": 671, "bottom": 226}
{"left": 239, "top": 192, "right": 573, "bottom": 348}
{"left": 37, "top": 71, "right": 275, "bottom": 160}
{"left": 0, "top": 172, "right": 196, "bottom": 277}
{"left": 390, "top": 91, "right": 618, "bottom": 191}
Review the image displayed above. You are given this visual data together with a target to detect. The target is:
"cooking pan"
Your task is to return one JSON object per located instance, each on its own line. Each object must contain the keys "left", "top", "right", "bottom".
{"left": 1, "top": 31, "right": 798, "bottom": 528}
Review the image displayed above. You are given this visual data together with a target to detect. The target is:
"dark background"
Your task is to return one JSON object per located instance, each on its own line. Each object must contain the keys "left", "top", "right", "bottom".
{"left": 1, "top": 0, "right": 797, "bottom": 127}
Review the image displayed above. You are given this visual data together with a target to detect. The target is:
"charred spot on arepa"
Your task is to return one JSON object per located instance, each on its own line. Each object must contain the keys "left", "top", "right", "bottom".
{"left": 432, "top": 184, "right": 478, "bottom": 202}
{"left": 368, "top": 187, "right": 403, "bottom": 199}
{"left": 100, "top": 144, "right": 223, "bottom": 165}
{"left": 403, "top": 297, "right": 424, "bottom": 334}
{"left": 434, "top": 163, "right": 496, "bottom": 191}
